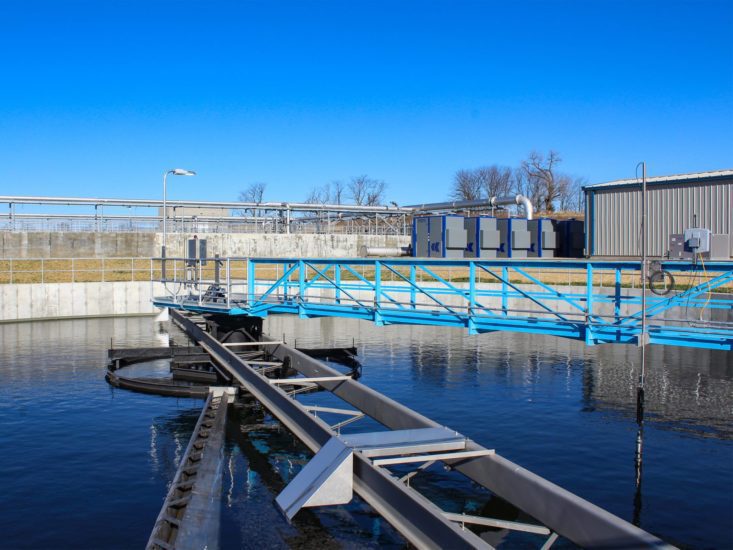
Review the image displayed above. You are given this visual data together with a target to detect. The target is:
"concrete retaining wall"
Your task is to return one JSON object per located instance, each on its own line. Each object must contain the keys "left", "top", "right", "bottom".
{"left": 1, "top": 281, "right": 164, "bottom": 322}
{"left": 0, "top": 231, "right": 410, "bottom": 259}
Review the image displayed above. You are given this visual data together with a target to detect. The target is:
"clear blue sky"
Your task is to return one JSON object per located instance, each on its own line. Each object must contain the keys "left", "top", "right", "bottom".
{"left": 1, "top": 0, "right": 731, "bottom": 206}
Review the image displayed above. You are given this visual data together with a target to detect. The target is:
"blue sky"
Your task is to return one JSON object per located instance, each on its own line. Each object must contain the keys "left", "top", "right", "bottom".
{"left": 1, "top": 0, "right": 731, "bottom": 207}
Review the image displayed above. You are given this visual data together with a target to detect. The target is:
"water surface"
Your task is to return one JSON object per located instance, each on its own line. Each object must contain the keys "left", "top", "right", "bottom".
{"left": 0, "top": 316, "right": 731, "bottom": 548}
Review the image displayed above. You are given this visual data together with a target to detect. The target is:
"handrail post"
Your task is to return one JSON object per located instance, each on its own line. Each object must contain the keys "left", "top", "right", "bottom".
{"left": 468, "top": 261, "right": 477, "bottom": 334}
{"left": 409, "top": 264, "right": 417, "bottom": 309}
{"left": 335, "top": 263, "right": 341, "bottom": 304}
{"left": 468, "top": 261, "right": 476, "bottom": 313}
{"left": 501, "top": 266, "right": 508, "bottom": 316}
{"left": 614, "top": 267, "right": 622, "bottom": 322}
{"left": 226, "top": 258, "right": 231, "bottom": 308}
{"left": 150, "top": 258, "right": 153, "bottom": 302}
{"left": 248, "top": 259, "right": 255, "bottom": 306}
{"left": 198, "top": 258, "right": 203, "bottom": 306}
{"left": 298, "top": 259, "right": 306, "bottom": 317}
{"left": 374, "top": 260, "right": 383, "bottom": 325}
{"left": 374, "top": 261, "right": 381, "bottom": 308}
{"left": 586, "top": 263, "right": 594, "bottom": 344}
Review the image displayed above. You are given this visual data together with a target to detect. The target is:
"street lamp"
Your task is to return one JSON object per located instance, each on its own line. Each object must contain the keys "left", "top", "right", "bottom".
{"left": 162, "top": 168, "right": 196, "bottom": 277}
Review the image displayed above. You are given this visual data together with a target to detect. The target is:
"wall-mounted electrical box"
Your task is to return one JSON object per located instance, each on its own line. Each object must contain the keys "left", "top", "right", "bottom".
{"left": 670, "top": 231, "right": 729, "bottom": 259}
{"left": 683, "top": 228, "right": 711, "bottom": 254}
{"left": 186, "top": 237, "right": 208, "bottom": 266}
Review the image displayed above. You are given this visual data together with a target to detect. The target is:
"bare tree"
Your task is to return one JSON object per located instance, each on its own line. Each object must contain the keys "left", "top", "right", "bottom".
{"left": 331, "top": 180, "right": 345, "bottom": 204}
{"left": 239, "top": 182, "right": 266, "bottom": 204}
{"left": 478, "top": 165, "right": 513, "bottom": 198}
{"left": 520, "top": 151, "right": 562, "bottom": 212}
{"left": 238, "top": 182, "right": 267, "bottom": 216}
{"left": 305, "top": 180, "right": 347, "bottom": 205}
{"left": 558, "top": 176, "right": 586, "bottom": 212}
{"left": 305, "top": 183, "right": 330, "bottom": 204}
{"left": 450, "top": 165, "right": 513, "bottom": 202}
{"left": 450, "top": 169, "right": 483, "bottom": 201}
{"left": 349, "top": 175, "right": 386, "bottom": 205}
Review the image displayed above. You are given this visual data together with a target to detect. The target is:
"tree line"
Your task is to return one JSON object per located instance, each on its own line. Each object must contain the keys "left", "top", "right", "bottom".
{"left": 238, "top": 150, "right": 585, "bottom": 213}
{"left": 450, "top": 151, "right": 585, "bottom": 212}
{"left": 239, "top": 175, "right": 387, "bottom": 207}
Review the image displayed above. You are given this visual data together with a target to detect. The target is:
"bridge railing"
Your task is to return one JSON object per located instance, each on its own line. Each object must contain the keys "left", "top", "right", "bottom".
{"left": 152, "top": 256, "right": 733, "bottom": 350}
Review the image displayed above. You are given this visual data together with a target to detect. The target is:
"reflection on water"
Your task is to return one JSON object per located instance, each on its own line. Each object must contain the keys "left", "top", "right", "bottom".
{"left": 0, "top": 316, "right": 731, "bottom": 549}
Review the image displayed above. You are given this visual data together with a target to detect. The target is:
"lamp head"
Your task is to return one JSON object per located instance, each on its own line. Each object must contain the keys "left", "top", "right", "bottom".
{"left": 171, "top": 168, "right": 196, "bottom": 176}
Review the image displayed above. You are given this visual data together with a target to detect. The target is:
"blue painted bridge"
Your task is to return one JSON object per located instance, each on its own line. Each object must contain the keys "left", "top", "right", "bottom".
{"left": 153, "top": 257, "right": 733, "bottom": 351}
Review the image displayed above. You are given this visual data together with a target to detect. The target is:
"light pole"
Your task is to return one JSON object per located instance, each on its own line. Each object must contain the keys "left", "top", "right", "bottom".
{"left": 162, "top": 168, "right": 196, "bottom": 278}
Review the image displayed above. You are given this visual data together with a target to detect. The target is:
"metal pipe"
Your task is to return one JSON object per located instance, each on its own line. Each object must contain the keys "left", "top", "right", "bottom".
{"left": 408, "top": 195, "right": 534, "bottom": 219}
{"left": 360, "top": 246, "right": 411, "bottom": 257}
{"left": 0, "top": 195, "right": 413, "bottom": 213}
{"left": 490, "top": 195, "right": 534, "bottom": 220}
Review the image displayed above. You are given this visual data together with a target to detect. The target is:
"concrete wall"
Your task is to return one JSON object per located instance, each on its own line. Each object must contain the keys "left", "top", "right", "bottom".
{"left": 0, "top": 231, "right": 410, "bottom": 259}
{"left": 0, "top": 281, "right": 164, "bottom": 322}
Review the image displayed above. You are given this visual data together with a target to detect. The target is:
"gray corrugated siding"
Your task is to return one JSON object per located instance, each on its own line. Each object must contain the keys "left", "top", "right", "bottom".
{"left": 589, "top": 178, "right": 732, "bottom": 257}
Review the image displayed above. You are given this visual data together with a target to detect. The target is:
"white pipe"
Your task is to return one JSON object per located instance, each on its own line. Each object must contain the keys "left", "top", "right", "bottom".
{"left": 490, "top": 194, "right": 533, "bottom": 220}
{"left": 0, "top": 195, "right": 412, "bottom": 214}
{"left": 360, "top": 246, "right": 411, "bottom": 257}
{"left": 515, "top": 195, "right": 534, "bottom": 220}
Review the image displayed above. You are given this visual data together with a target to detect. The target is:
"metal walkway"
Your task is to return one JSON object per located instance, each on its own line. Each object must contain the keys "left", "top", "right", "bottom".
{"left": 153, "top": 257, "right": 733, "bottom": 350}
{"left": 165, "top": 310, "right": 672, "bottom": 549}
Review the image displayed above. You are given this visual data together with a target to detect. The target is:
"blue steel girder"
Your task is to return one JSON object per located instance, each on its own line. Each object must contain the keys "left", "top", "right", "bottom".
{"left": 381, "top": 263, "right": 466, "bottom": 316}
{"left": 475, "top": 263, "right": 571, "bottom": 323}
{"left": 619, "top": 269, "right": 733, "bottom": 328}
{"left": 154, "top": 257, "right": 733, "bottom": 351}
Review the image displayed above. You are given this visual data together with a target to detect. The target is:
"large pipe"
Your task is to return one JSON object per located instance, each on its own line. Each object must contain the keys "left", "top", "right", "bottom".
{"left": 405, "top": 199, "right": 489, "bottom": 211}
{"left": 407, "top": 195, "right": 534, "bottom": 219}
{"left": 0, "top": 195, "right": 413, "bottom": 214}
{"left": 360, "top": 246, "right": 411, "bottom": 257}
{"left": 490, "top": 194, "right": 534, "bottom": 220}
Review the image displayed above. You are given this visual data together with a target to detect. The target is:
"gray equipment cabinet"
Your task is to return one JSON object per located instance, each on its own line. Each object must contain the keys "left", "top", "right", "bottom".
{"left": 528, "top": 219, "right": 559, "bottom": 258}
{"left": 412, "top": 217, "right": 430, "bottom": 257}
{"left": 464, "top": 217, "right": 501, "bottom": 258}
{"left": 509, "top": 219, "right": 531, "bottom": 258}
{"left": 411, "top": 215, "right": 467, "bottom": 258}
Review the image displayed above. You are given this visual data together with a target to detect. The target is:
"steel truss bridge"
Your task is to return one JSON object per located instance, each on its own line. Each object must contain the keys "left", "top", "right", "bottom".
{"left": 153, "top": 257, "right": 733, "bottom": 351}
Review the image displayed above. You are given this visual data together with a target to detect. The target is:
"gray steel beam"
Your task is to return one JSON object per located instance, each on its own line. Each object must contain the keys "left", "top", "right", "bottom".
{"left": 148, "top": 390, "right": 229, "bottom": 550}
{"left": 196, "top": 313, "right": 673, "bottom": 550}
{"left": 171, "top": 310, "right": 489, "bottom": 549}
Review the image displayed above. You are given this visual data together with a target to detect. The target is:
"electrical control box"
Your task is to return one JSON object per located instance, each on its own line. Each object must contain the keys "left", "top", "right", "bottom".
{"left": 683, "top": 228, "right": 711, "bottom": 254}
{"left": 186, "top": 238, "right": 208, "bottom": 267}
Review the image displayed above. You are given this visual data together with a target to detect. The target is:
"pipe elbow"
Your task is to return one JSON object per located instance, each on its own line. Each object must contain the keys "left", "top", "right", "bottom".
{"left": 515, "top": 194, "right": 533, "bottom": 220}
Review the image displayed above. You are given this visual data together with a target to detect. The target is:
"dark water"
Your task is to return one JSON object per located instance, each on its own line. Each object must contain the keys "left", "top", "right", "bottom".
{"left": 0, "top": 316, "right": 731, "bottom": 549}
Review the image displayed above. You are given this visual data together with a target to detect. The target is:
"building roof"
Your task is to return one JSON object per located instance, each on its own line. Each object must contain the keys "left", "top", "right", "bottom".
{"left": 584, "top": 169, "right": 733, "bottom": 190}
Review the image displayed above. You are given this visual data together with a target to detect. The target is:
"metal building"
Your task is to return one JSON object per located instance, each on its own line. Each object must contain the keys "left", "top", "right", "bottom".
{"left": 584, "top": 169, "right": 733, "bottom": 258}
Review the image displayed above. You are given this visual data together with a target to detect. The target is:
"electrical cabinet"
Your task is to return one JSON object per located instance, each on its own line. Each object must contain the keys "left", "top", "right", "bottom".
{"left": 411, "top": 215, "right": 467, "bottom": 258}
{"left": 464, "top": 217, "right": 500, "bottom": 258}
{"left": 683, "top": 228, "right": 711, "bottom": 254}
{"left": 528, "top": 219, "right": 559, "bottom": 258}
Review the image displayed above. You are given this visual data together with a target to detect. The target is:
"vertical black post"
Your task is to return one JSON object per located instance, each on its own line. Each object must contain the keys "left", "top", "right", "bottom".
{"left": 634, "top": 161, "right": 647, "bottom": 527}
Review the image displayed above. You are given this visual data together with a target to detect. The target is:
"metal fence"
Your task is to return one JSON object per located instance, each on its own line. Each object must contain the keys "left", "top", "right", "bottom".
{"left": 0, "top": 213, "right": 411, "bottom": 236}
